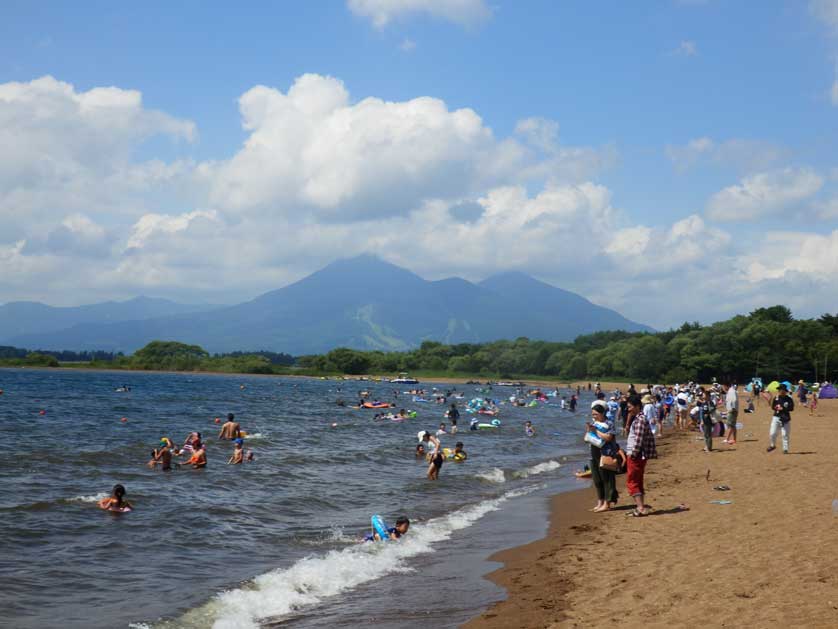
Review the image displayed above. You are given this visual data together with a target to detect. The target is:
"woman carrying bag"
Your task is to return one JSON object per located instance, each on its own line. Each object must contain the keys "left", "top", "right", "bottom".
{"left": 587, "top": 400, "right": 622, "bottom": 512}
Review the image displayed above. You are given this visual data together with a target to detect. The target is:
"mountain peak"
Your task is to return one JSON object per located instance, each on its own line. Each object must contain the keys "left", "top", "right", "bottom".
{"left": 312, "top": 254, "right": 424, "bottom": 283}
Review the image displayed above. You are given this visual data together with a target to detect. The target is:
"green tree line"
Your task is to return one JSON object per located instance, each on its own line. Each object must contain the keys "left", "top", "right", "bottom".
{"left": 3, "top": 306, "right": 836, "bottom": 382}
{"left": 297, "top": 306, "right": 838, "bottom": 382}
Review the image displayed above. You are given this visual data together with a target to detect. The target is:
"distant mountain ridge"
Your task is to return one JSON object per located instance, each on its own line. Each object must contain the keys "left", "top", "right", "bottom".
{"left": 2, "top": 255, "right": 652, "bottom": 354}
{"left": 0, "top": 296, "right": 218, "bottom": 342}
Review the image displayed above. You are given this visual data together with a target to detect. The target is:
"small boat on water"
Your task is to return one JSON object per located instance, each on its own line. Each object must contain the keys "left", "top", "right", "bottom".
{"left": 390, "top": 372, "right": 419, "bottom": 384}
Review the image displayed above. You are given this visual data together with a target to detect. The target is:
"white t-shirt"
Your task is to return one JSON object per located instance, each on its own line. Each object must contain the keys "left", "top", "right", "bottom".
{"left": 726, "top": 387, "right": 739, "bottom": 412}
{"left": 643, "top": 403, "right": 658, "bottom": 434}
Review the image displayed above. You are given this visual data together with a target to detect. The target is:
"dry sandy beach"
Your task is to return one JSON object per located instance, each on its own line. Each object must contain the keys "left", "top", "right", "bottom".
{"left": 466, "top": 393, "right": 838, "bottom": 628}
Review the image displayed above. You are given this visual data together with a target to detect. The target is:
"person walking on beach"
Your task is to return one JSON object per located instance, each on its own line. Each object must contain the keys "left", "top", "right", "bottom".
{"left": 641, "top": 391, "right": 659, "bottom": 438}
{"left": 767, "top": 383, "right": 794, "bottom": 454}
{"left": 675, "top": 390, "right": 689, "bottom": 430}
{"left": 796, "top": 380, "right": 808, "bottom": 406}
{"left": 723, "top": 383, "right": 739, "bottom": 446}
{"left": 588, "top": 400, "right": 618, "bottom": 512}
{"left": 625, "top": 395, "right": 656, "bottom": 516}
{"left": 697, "top": 389, "right": 714, "bottom": 452}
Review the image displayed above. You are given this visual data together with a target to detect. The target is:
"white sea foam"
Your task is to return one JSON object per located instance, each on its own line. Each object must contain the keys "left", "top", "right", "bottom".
{"left": 475, "top": 468, "right": 506, "bottom": 483}
{"left": 161, "top": 487, "right": 537, "bottom": 629}
{"left": 511, "top": 460, "right": 561, "bottom": 479}
{"left": 68, "top": 492, "right": 108, "bottom": 503}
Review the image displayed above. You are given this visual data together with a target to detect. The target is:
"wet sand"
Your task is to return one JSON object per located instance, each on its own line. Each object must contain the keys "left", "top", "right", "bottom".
{"left": 466, "top": 395, "right": 838, "bottom": 628}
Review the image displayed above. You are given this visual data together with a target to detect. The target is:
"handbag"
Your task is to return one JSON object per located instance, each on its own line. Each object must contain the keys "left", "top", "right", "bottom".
{"left": 599, "top": 454, "right": 620, "bottom": 471}
{"left": 615, "top": 448, "right": 628, "bottom": 475}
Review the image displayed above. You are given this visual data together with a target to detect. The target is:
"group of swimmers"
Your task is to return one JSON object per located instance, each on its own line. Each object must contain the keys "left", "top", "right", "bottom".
{"left": 102, "top": 414, "right": 254, "bottom": 512}
{"left": 146, "top": 413, "right": 256, "bottom": 470}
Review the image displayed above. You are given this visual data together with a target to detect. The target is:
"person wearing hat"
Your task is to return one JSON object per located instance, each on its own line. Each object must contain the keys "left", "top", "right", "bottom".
{"left": 228, "top": 438, "right": 245, "bottom": 464}
{"left": 767, "top": 383, "right": 795, "bottom": 454}
{"left": 587, "top": 400, "right": 619, "bottom": 512}
{"left": 795, "top": 380, "right": 808, "bottom": 406}
{"left": 147, "top": 437, "right": 173, "bottom": 471}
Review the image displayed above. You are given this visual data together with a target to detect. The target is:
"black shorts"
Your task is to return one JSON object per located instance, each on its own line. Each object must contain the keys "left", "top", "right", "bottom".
{"left": 432, "top": 453, "right": 444, "bottom": 469}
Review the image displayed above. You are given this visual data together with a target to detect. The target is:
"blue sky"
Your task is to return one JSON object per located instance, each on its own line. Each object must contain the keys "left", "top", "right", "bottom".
{"left": 1, "top": 0, "right": 837, "bottom": 329}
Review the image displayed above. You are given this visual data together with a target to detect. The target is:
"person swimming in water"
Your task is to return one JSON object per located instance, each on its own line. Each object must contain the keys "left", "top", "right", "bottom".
{"left": 98, "top": 484, "right": 132, "bottom": 512}
{"left": 218, "top": 413, "right": 241, "bottom": 440}
{"left": 364, "top": 516, "right": 410, "bottom": 541}
{"left": 416, "top": 443, "right": 426, "bottom": 457}
{"left": 148, "top": 438, "right": 173, "bottom": 470}
{"left": 177, "top": 432, "right": 202, "bottom": 456}
{"left": 228, "top": 438, "right": 244, "bottom": 464}
{"left": 179, "top": 443, "right": 206, "bottom": 468}
{"left": 525, "top": 420, "right": 535, "bottom": 436}
{"left": 450, "top": 441, "right": 467, "bottom": 461}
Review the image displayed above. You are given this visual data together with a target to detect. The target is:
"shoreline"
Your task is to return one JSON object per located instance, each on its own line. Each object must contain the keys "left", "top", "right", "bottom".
{"left": 1, "top": 365, "right": 624, "bottom": 389}
{"left": 465, "top": 397, "right": 838, "bottom": 628}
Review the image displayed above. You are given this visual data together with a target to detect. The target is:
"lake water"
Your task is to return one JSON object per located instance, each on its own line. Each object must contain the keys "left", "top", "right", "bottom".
{"left": 0, "top": 368, "right": 592, "bottom": 628}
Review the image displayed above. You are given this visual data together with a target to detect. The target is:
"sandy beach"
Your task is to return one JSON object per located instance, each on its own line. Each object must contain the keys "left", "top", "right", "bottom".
{"left": 466, "top": 394, "right": 838, "bottom": 628}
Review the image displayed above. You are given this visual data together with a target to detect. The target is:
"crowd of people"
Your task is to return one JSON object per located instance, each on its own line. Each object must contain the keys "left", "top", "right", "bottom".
{"left": 582, "top": 378, "right": 827, "bottom": 516}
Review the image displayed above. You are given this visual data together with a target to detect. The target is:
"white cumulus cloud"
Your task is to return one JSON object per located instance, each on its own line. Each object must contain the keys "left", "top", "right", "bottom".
{"left": 207, "top": 74, "right": 600, "bottom": 221}
{"left": 347, "top": 0, "right": 491, "bottom": 28}
{"left": 666, "top": 137, "right": 786, "bottom": 173}
{"left": 705, "top": 168, "right": 824, "bottom": 221}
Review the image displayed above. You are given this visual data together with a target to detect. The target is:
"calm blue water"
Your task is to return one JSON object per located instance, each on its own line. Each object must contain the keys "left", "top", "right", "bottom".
{"left": 0, "top": 368, "right": 591, "bottom": 628}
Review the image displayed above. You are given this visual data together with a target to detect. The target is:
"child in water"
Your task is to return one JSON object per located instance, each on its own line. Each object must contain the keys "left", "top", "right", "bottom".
{"left": 98, "top": 484, "right": 132, "bottom": 512}
{"left": 365, "top": 516, "right": 410, "bottom": 541}
{"left": 450, "top": 441, "right": 467, "bottom": 461}
{"left": 524, "top": 420, "right": 535, "bottom": 436}
{"left": 228, "top": 439, "right": 244, "bottom": 464}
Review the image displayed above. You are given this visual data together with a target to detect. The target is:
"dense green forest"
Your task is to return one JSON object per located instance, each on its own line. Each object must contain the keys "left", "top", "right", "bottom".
{"left": 297, "top": 306, "right": 838, "bottom": 383}
{"left": 2, "top": 306, "right": 836, "bottom": 383}
{"left": 0, "top": 342, "right": 297, "bottom": 374}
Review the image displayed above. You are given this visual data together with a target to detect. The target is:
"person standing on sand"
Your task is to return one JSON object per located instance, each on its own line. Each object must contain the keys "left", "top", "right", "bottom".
{"left": 625, "top": 394, "right": 656, "bottom": 516}
{"left": 697, "top": 389, "right": 714, "bottom": 452}
{"left": 767, "top": 383, "right": 794, "bottom": 454}
{"left": 588, "top": 400, "right": 618, "bottom": 512}
{"left": 723, "top": 383, "right": 738, "bottom": 445}
{"left": 641, "top": 391, "right": 659, "bottom": 438}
